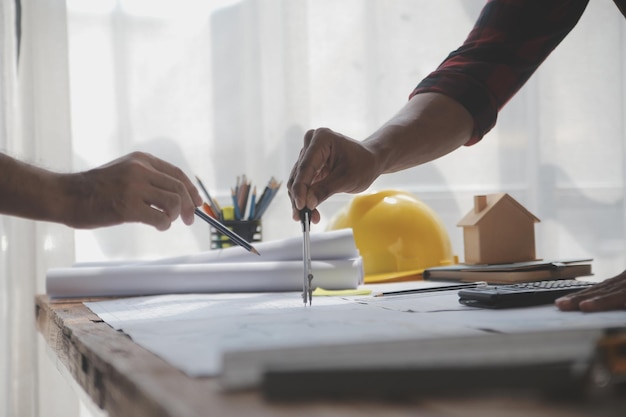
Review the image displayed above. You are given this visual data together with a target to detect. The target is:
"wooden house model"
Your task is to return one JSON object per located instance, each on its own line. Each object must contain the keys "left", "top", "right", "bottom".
{"left": 457, "top": 193, "right": 540, "bottom": 265}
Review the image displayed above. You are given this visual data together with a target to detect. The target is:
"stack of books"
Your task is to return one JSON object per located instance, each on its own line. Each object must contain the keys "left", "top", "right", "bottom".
{"left": 423, "top": 259, "right": 593, "bottom": 284}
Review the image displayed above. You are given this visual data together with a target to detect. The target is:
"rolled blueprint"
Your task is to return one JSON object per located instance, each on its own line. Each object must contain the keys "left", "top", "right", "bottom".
{"left": 47, "top": 258, "right": 363, "bottom": 299}
{"left": 75, "top": 229, "right": 360, "bottom": 267}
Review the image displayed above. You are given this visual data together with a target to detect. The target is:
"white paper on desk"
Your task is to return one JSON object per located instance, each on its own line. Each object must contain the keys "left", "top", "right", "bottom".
{"left": 85, "top": 292, "right": 484, "bottom": 378}
{"left": 76, "top": 229, "right": 359, "bottom": 267}
{"left": 220, "top": 293, "right": 626, "bottom": 389}
{"left": 47, "top": 258, "right": 362, "bottom": 298}
{"left": 84, "top": 286, "right": 626, "bottom": 388}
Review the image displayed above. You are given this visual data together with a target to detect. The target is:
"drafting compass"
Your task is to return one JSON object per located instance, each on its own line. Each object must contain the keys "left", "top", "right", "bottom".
{"left": 300, "top": 208, "right": 313, "bottom": 305}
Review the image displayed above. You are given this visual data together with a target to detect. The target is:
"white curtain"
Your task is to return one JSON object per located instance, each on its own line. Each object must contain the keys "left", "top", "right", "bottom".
{"left": 0, "top": 1, "right": 20, "bottom": 415}
{"left": 1, "top": 0, "right": 78, "bottom": 416}
{"left": 65, "top": 0, "right": 626, "bottom": 276}
{"left": 2, "top": 1, "right": 625, "bottom": 416}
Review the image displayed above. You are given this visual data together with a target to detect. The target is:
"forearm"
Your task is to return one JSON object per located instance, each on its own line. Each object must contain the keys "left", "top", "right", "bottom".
{"left": 0, "top": 153, "right": 78, "bottom": 224}
{"left": 363, "top": 92, "right": 473, "bottom": 175}
{"left": 1, "top": 151, "right": 201, "bottom": 230}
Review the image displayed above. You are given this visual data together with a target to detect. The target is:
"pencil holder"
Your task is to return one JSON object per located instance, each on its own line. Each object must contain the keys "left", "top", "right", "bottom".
{"left": 211, "top": 220, "right": 262, "bottom": 249}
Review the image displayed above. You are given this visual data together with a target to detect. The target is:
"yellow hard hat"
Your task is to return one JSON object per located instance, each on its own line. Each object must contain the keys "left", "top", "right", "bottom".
{"left": 327, "top": 190, "right": 457, "bottom": 283}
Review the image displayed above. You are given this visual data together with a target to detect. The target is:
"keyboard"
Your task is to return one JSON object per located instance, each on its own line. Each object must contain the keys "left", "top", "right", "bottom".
{"left": 458, "top": 279, "right": 596, "bottom": 309}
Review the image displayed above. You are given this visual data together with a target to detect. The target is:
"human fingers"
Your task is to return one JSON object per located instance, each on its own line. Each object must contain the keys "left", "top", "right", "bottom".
{"left": 577, "top": 289, "right": 626, "bottom": 312}
{"left": 289, "top": 129, "right": 324, "bottom": 212}
{"left": 555, "top": 285, "right": 610, "bottom": 311}
{"left": 142, "top": 166, "right": 194, "bottom": 225}
{"left": 72, "top": 170, "right": 177, "bottom": 230}
{"left": 288, "top": 136, "right": 311, "bottom": 221}
{"left": 90, "top": 152, "right": 198, "bottom": 229}
{"left": 130, "top": 198, "right": 178, "bottom": 231}
{"left": 288, "top": 192, "right": 321, "bottom": 224}
{"left": 99, "top": 164, "right": 184, "bottom": 230}
{"left": 142, "top": 154, "right": 202, "bottom": 205}
{"left": 303, "top": 137, "right": 378, "bottom": 207}
{"left": 287, "top": 140, "right": 323, "bottom": 224}
{"left": 292, "top": 128, "right": 370, "bottom": 208}
{"left": 289, "top": 127, "right": 378, "bottom": 223}
{"left": 556, "top": 271, "right": 626, "bottom": 311}
{"left": 288, "top": 199, "right": 321, "bottom": 224}
{"left": 139, "top": 153, "right": 202, "bottom": 225}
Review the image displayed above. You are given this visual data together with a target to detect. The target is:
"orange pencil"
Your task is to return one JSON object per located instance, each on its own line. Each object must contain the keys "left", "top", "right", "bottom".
{"left": 202, "top": 202, "right": 217, "bottom": 219}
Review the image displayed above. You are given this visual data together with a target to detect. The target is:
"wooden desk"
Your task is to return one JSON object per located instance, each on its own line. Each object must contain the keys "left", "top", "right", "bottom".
{"left": 35, "top": 295, "right": 625, "bottom": 417}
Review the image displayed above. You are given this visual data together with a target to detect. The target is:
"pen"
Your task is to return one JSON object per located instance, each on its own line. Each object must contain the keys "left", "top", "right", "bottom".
{"left": 300, "top": 208, "right": 313, "bottom": 306}
{"left": 194, "top": 207, "right": 260, "bottom": 256}
{"left": 373, "top": 281, "right": 488, "bottom": 297}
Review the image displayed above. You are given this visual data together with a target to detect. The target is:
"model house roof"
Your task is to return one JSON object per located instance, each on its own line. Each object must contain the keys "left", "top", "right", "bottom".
{"left": 457, "top": 193, "right": 540, "bottom": 227}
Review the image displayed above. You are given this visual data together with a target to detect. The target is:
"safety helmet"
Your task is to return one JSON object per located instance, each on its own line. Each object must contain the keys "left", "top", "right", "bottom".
{"left": 327, "top": 190, "right": 457, "bottom": 283}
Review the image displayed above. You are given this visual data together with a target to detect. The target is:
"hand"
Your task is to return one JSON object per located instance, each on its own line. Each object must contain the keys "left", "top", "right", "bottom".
{"left": 555, "top": 271, "right": 626, "bottom": 312}
{"left": 64, "top": 152, "right": 202, "bottom": 231}
{"left": 287, "top": 128, "right": 379, "bottom": 223}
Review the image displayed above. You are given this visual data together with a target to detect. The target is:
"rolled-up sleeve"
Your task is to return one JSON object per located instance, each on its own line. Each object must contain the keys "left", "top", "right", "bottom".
{"left": 410, "top": 0, "right": 589, "bottom": 145}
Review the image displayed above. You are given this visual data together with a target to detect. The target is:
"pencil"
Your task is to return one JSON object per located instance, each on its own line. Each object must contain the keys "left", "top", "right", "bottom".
{"left": 254, "top": 180, "right": 281, "bottom": 220}
{"left": 194, "top": 207, "right": 260, "bottom": 255}
{"left": 195, "top": 175, "right": 221, "bottom": 219}
{"left": 231, "top": 188, "right": 241, "bottom": 220}
{"left": 373, "top": 281, "right": 487, "bottom": 297}
{"left": 202, "top": 202, "right": 217, "bottom": 219}
{"left": 239, "top": 177, "right": 251, "bottom": 219}
{"left": 247, "top": 186, "right": 257, "bottom": 220}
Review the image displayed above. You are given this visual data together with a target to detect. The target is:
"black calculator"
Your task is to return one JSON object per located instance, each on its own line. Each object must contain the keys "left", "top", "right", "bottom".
{"left": 458, "top": 279, "right": 596, "bottom": 309}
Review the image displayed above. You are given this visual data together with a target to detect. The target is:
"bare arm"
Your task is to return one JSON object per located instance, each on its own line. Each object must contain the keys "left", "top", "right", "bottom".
{"left": 366, "top": 92, "right": 473, "bottom": 173}
{"left": 0, "top": 151, "right": 202, "bottom": 230}
{"left": 288, "top": 92, "right": 473, "bottom": 222}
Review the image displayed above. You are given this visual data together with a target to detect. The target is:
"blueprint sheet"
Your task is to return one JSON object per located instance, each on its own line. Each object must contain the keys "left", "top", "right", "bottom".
{"left": 85, "top": 282, "right": 626, "bottom": 378}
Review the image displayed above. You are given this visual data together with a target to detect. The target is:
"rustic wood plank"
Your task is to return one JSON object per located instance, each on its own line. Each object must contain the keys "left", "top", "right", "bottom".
{"left": 35, "top": 295, "right": 626, "bottom": 417}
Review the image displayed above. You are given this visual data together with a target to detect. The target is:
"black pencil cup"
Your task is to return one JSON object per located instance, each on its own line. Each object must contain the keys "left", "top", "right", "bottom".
{"left": 210, "top": 220, "right": 262, "bottom": 249}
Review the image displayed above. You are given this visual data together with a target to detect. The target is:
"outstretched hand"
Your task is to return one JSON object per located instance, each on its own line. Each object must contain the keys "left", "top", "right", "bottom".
{"left": 556, "top": 271, "right": 626, "bottom": 312}
{"left": 287, "top": 128, "right": 379, "bottom": 223}
{"left": 65, "top": 152, "right": 202, "bottom": 230}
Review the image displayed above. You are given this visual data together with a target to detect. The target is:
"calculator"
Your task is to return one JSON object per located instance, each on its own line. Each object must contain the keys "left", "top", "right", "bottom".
{"left": 458, "top": 279, "right": 596, "bottom": 309}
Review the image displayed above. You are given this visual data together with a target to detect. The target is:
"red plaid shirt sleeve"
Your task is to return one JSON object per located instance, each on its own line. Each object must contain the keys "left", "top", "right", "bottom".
{"left": 411, "top": 0, "right": 592, "bottom": 145}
